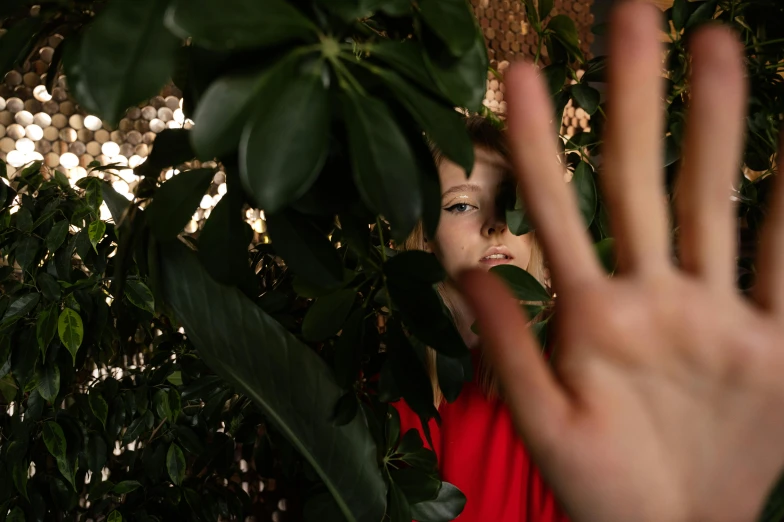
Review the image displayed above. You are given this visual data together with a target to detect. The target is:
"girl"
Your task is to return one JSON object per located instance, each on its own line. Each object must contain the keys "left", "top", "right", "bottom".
{"left": 394, "top": 115, "right": 567, "bottom": 522}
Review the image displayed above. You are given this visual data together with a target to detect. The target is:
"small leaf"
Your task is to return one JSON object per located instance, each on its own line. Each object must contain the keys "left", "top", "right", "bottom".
{"left": 538, "top": 0, "right": 554, "bottom": 19}
{"left": 88, "top": 220, "right": 106, "bottom": 253}
{"left": 108, "top": 511, "right": 122, "bottom": 522}
{"left": 112, "top": 480, "right": 142, "bottom": 495}
{"left": 2, "top": 293, "right": 40, "bottom": 324}
{"left": 165, "top": 0, "right": 315, "bottom": 50}
{"left": 390, "top": 467, "right": 440, "bottom": 504}
{"left": 36, "top": 272, "right": 61, "bottom": 301}
{"left": 57, "top": 308, "right": 83, "bottom": 364}
{"left": 123, "top": 410, "right": 153, "bottom": 443}
{"left": 101, "top": 182, "right": 130, "bottom": 222}
{"left": 685, "top": 0, "right": 718, "bottom": 29}
{"left": 89, "top": 391, "right": 109, "bottom": 428}
{"left": 571, "top": 84, "right": 600, "bottom": 115}
{"left": 388, "top": 480, "right": 412, "bottom": 522}
{"left": 542, "top": 62, "right": 567, "bottom": 95}
{"left": 410, "top": 482, "right": 467, "bottom": 522}
{"left": 146, "top": 168, "right": 215, "bottom": 240}
{"left": 166, "top": 443, "right": 186, "bottom": 485}
{"left": 15, "top": 236, "right": 40, "bottom": 269}
{"left": 302, "top": 289, "right": 356, "bottom": 342}
{"left": 42, "top": 421, "right": 67, "bottom": 460}
{"left": 489, "top": 264, "right": 550, "bottom": 302}
{"left": 124, "top": 280, "right": 155, "bottom": 313}
{"left": 33, "top": 304, "right": 57, "bottom": 358}
{"left": 547, "top": 15, "right": 583, "bottom": 61}
{"left": 46, "top": 219, "right": 70, "bottom": 253}
{"left": 135, "top": 128, "right": 195, "bottom": 177}
{"left": 571, "top": 161, "right": 597, "bottom": 228}
{"left": 672, "top": 0, "right": 689, "bottom": 31}
{"left": 38, "top": 363, "right": 60, "bottom": 402}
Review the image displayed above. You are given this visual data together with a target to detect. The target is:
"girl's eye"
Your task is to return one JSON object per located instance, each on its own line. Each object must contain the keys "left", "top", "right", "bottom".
{"left": 445, "top": 203, "right": 475, "bottom": 213}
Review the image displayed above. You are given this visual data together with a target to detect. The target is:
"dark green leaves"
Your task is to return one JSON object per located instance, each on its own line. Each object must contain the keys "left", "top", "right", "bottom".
{"left": 410, "top": 482, "right": 467, "bottom": 522}
{"left": 571, "top": 161, "right": 597, "bottom": 228}
{"left": 302, "top": 289, "right": 356, "bottom": 342}
{"left": 342, "top": 92, "right": 421, "bottom": 240}
{"left": 672, "top": 0, "right": 690, "bottom": 32}
{"left": 65, "top": 0, "right": 181, "bottom": 124}
{"left": 2, "top": 294, "right": 39, "bottom": 325}
{"left": 146, "top": 169, "right": 215, "bottom": 240}
{"left": 158, "top": 241, "right": 386, "bottom": 522}
{"left": 37, "top": 273, "right": 61, "bottom": 301}
{"left": 43, "top": 421, "right": 67, "bottom": 461}
{"left": 46, "top": 220, "right": 70, "bottom": 252}
{"left": 167, "top": 443, "right": 186, "bottom": 485}
{"left": 571, "top": 83, "right": 600, "bottom": 115}
{"left": 422, "top": 30, "right": 489, "bottom": 112}
{"left": 89, "top": 391, "right": 109, "bottom": 429}
{"left": 374, "top": 68, "right": 474, "bottom": 175}
{"left": 489, "top": 265, "right": 550, "bottom": 303}
{"left": 388, "top": 481, "right": 412, "bottom": 522}
{"left": 543, "top": 63, "right": 567, "bottom": 95}
{"left": 135, "top": 129, "right": 195, "bottom": 177}
{"left": 266, "top": 210, "right": 344, "bottom": 289}
{"left": 240, "top": 70, "right": 329, "bottom": 213}
{"left": 36, "top": 304, "right": 58, "bottom": 355}
{"left": 165, "top": 0, "right": 316, "bottom": 50}
{"left": 88, "top": 220, "right": 106, "bottom": 253}
{"left": 58, "top": 308, "right": 83, "bottom": 365}
{"left": 0, "top": 17, "right": 43, "bottom": 79}
{"left": 538, "top": 0, "right": 554, "bottom": 20}
{"left": 15, "top": 237, "right": 40, "bottom": 270}
{"left": 547, "top": 15, "right": 583, "bottom": 62}
{"left": 418, "top": 0, "right": 477, "bottom": 57}
{"left": 113, "top": 480, "right": 142, "bottom": 495}
{"left": 125, "top": 280, "right": 155, "bottom": 314}
{"left": 38, "top": 363, "right": 60, "bottom": 403}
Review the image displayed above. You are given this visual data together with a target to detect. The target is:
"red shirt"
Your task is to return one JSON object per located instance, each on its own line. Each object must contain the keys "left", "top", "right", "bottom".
{"left": 394, "top": 360, "right": 568, "bottom": 522}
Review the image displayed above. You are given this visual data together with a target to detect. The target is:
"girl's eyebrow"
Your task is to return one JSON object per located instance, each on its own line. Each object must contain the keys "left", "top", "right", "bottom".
{"left": 441, "top": 183, "right": 482, "bottom": 199}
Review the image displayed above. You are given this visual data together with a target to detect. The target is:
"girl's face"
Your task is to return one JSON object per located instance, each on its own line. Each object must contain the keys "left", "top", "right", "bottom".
{"left": 427, "top": 146, "right": 533, "bottom": 279}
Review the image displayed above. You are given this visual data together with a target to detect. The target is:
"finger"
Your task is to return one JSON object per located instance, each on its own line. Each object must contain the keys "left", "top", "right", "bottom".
{"left": 754, "top": 132, "right": 784, "bottom": 314}
{"left": 506, "top": 63, "right": 602, "bottom": 289}
{"left": 602, "top": 2, "right": 670, "bottom": 274}
{"left": 458, "top": 269, "right": 570, "bottom": 451}
{"left": 676, "top": 27, "right": 747, "bottom": 289}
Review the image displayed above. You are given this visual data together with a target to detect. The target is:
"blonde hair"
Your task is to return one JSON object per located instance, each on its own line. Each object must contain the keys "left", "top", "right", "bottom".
{"left": 401, "top": 115, "right": 549, "bottom": 405}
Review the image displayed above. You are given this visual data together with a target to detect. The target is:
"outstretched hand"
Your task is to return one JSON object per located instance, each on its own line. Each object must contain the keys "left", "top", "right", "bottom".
{"left": 459, "top": 3, "right": 784, "bottom": 521}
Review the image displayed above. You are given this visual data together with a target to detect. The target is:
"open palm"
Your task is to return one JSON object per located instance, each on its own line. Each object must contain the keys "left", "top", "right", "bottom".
{"left": 460, "top": 3, "right": 784, "bottom": 522}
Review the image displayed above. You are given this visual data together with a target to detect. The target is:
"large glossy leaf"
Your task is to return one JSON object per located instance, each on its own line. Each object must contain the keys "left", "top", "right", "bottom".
{"left": 146, "top": 169, "right": 215, "bottom": 240}
{"left": 547, "top": 15, "right": 583, "bottom": 61}
{"left": 418, "top": 0, "right": 476, "bottom": 57}
{"left": 571, "top": 161, "right": 597, "bottom": 228}
{"left": 371, "top": 41, "right": 444, "bottom": 100}
{"left": 571, "top": 83, "right": 600, "bottom": 115}
{"left": 158, "top": 241, "right": 386, "bottom": 521}
{"left": 410, "top": 482, "right": 467, "bottom": 522}
{"left": 422, "top": 29, "right": 488, "bottom": 112}
{"left": 125, "top": 280, "right": 155, "bottom": 314}
{"left": 46, "top": 220, "right": 70, "bottom": 253}
{"left": 165, "top": 0, "right": 316, "bottom": 50}
{"left": 266, "top": 210, "right": 344, "bottom": 289}
{"left": 2, "top": 293, "right": 39, "bottom": 325}
{"left": 302, "top": 289, "right": 356, "bottom": 342}
{"left": 65, "top": 0, "right": 181, "bottom": 124}
{"left": 342, "top": 92, "right": 421, "bottom": 241}
{"left": 373, "top": 67, "right": 474, "bottom": 176}
{"left": 240, "top": 69, "right": 329, "bottom": 213}
{"left": 58, "top": 308, "right": 83, "bottom": 365}
{"left": 36, "top": 304, "right": 58, "bottom": 356}
{"left": 38, "top": 363, "right": 60, "bottom": 403}
{"left": 489, "top": 265, "right": 550, "bottom": 302}
{"left": 166, "top": 443, "right": 186, "bottom": 486}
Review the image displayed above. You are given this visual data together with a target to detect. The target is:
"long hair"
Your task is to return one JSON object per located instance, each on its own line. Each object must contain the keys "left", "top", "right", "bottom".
{"left": 401, "top": 115, "right": 548, "bottom": 406}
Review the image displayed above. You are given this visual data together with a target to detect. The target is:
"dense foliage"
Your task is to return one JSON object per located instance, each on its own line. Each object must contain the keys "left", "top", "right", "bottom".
{"left": 0, "top": 0, "right": 782, "bottom": 521}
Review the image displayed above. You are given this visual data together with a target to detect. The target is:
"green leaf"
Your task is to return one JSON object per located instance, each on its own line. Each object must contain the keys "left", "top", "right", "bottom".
{"left": 435, "top": 352, "right": 466, "bottom": 403}
{"left": 547, "top": 15, "right": 583, "bottom": 61}
{"left": 36, "top": 272, "right": 61, "bottom": 302}
{"left": 410, "top": 482, "right": 467, "bottom": 522}
{"left": 15, "top": 237, "right": 40, "bottom": 270}
{"left": 88, "top": 220, "right": 106, "bottom": 253}
{"left": 571, "top": 83, "right": 600, "bottom": 115}
{"left": 57, "top": 308, "right": 83, "bottom": 364}
{"left": 373, "top": 68, "right": 474, "bottom": 175}
{"left": 146, "top": 168, "right": 215, "bottom": 240}
{"left": 571, "top": 161, "right": 597, "bottom": 228}
{"left": 101, "top": 182, "right": 130, "bottom": 223}
{"left": 422, "top": 29, "right": 489, "bottom": 112}
{"left": 135, "top": 128, "right": 195, "bottom": 178}
{"left": 388, "top": 480, "right": 412, "bottom": 522}
{"left": 125, "top": 280, "right": 155, "bottom": 314}
{"left": 538, "top": 0, "right": 554, "bottom": 19}
{"left": 166, "top": 370, "right": 183, "bottom": 386}
{"left": 190, "top": 57, "right": 294, "bottom": 160}
{"left": 0, "top": 17, "right": 42, "bottom": 79}
{"left": 2, "top": 293, "right": 39, "bottom": 324}
{"left": 418, "top": 0, "right": 476, "bottom": 57}
{"left": 123, "top": 410, "right": 153, "bottom": 443}
{"left": 390, "top": 467, "right": 440, "bottom": 504}
{"left": 302, "top": 289, "right": 356, "bottom": 342}
{"left": 240, "top": 69, "right": 329, "bottom": 214}
{"left": 87, "top": 434, "right": 108, "bottom": 473}
{"left": 342, "top": 92, "right": 421, "bottom": 240}
{"left": 89, "top": 391, "right": 109, "bottom": 428}
{"left": 46, "top": 219, "right": 70, "bottom": 253}
{"left": 166, "top": 443, "right": 186, "bottom": 486}
{"left": 594, "top": 238, "right": 617, "bottom": 275}
{"left": 64, "top": 0, "right": 181, "bottom": 124}
{"left": 370, "top": 41, "right": 444, "bottom": 100}
{"left": 6, "top": 506, "right": 25, "bottom": 522}
{"left": 38, "top": 363, "right": 60, "bottom": 402}
{"left": 266, "top": 210, "right": 345, "bottom": 289}
{"left": 108, "top": 511, "right": 122, "bottom": 522}
{"left": 489, "top": 264, "right": 550, "bottom": 302}
{"left": 16, "top": 209, "right": 33, "bottom": 233}
{"left": 332, "top": 391, "right": 359, "bottom": 426}
{"left": 42, "top": 421, "right": 67, "bottom": 460}
{"left": 685, "top": 0, "right": 718, "bottom": 29}
{"left": 159, "top": 240, "right": 386, "bottom": 522}
{"left": 542, "top": 62, "right": 567, "bottom": 95}
{"left": 672, "top": 0, "right": 689, "bottom": 31}
{"left": 522, "top": 0, "right": 539, "bottom": 27}
{"left": 113, "top": 480, "right": 142, "bottom": 495}
{"left": 165, "top": 0, "right": 315, "bottom": 50}
{"left": 386, "top": 320, "right": 439, "bottom": 423}
{"left": 36, "top": 304, "right": 58, "bottom": 354}
{"left": 10, "top": 456, "right": 28, "bottom": 501}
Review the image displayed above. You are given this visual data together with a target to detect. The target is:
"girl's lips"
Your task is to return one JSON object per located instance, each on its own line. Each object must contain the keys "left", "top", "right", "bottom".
{"left": 479, "top": 255, "right": 514, "bottom": 267}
